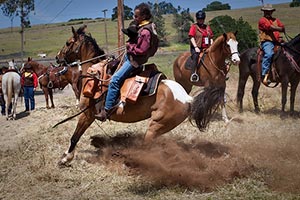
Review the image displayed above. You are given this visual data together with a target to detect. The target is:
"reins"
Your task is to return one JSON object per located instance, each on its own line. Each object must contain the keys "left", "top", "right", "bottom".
{"left": 53, "top": 47, "right": 127, "bottom": 128}
{"left": 201, "top": 38, "right": 233, "bottom": 78}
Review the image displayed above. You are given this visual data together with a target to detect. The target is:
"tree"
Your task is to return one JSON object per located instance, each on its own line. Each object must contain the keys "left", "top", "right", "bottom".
{"left": 209, "top": 15, "right": 257, "bottom": 52}
{"left": 148, "top": 1, "right": 177, "bottom": 14}
{"left": 290, "top": 0, "right": 300, "bottom": 7}
{"left": 172, "top": 8, "right": 193, "bottom": 43}
{"left": 0, "top": 0, "right": 34, "bottom": 28}
{"left": 111, "top": 4, "right": 133, "bottom": 21}
{"left": 203, "top": 1, "right": 231, "bottom": 11}
{"left": 1, "top": 0, "right": 34, "bottom": 63}
{"left": 148, "top": 2, "right": 169, "bottom": 46}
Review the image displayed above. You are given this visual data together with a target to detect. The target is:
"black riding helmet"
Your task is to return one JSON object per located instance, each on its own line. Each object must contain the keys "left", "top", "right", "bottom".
{"left": 196, "top": 10, "right": 206, "bottom": 19}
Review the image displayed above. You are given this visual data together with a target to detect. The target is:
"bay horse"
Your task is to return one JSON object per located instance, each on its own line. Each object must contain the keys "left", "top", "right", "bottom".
{"left": 173, "top": 32, "right": 240, "bottom": 123}
{"left": 1, "top": 68, "right": 21, "bottom": 120}
{"left": 38, "top": 64, "right": 81, "bottom": 107}
{"left": 237, "top": 34, "right": 300, "bottom": 114}
{"left": 55, "top": 26, "right": 213, "bottom": 166}
{"left": 23, "top": 58, "right": 80, "bottom": 108}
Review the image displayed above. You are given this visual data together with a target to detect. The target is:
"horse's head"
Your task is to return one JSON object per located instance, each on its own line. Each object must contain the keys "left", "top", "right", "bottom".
{"left": 56, "top": 27, "right": 81, "bottom": 65}
{"left": 56, "top": 26, "right": 106, "bottom": 65}
{"left": 222, "top": 32, "right": 240, "bottom": 65}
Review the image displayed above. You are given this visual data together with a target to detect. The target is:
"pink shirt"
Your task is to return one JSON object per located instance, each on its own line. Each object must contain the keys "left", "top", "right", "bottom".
{"left": 127, "top": 29, "right": 151, "bottom": 55}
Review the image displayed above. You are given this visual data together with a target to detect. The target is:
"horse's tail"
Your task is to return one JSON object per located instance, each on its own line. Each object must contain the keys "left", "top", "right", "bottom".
{"left": 190, "top": 86, "right": 225, "bottom": 131}
{"left": 6, "top": 77, "right": 13, "bottom": 107}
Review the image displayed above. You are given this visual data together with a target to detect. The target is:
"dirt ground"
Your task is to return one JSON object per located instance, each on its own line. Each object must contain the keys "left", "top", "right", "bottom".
{"left": 1, "top": 72, "right": 300, "bottom": 199}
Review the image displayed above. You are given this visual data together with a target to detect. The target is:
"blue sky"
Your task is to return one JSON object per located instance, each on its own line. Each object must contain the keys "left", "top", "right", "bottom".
{"left": 0, "top": 0, "right": 292, "bottom": 28}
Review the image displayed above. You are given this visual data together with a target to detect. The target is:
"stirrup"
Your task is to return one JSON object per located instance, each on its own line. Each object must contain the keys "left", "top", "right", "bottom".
{"left": 190, "top": 73, "right": 199, "bottom": 82}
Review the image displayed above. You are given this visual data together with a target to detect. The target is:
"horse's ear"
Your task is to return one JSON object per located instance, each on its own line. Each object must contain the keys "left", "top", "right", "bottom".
{"left": 234, "top": 31, "right": 238, "bottom": 36}
{"left": 223, "top": 33, "right": 227, "bottom": 41}
{"left": 71, "top": 26, "right": 78, "bottom": 39}
{"left": 28, "top": 57, "right": 32, "bottom": 61}
{"left": 72, "top": 26, "right": 76, "bottom": 35}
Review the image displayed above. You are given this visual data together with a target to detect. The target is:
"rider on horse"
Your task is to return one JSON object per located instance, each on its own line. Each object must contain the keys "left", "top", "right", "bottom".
{"left": 95, "top": 3, "right": 159, "bottom": 121}
{"left": 258, "top": 4, "right": 285, "bottom": 85}
{"left": 188, "top": 10, "right": 214, "bottom": 82}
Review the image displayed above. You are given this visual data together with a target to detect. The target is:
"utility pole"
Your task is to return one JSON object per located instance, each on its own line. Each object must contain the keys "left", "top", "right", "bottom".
{"left": 102, "top": 9, "right": 109, "bottom": 52}
{"left": 117, "top": 0, "right": 124, "bottom": 55}
{"left": 20, "top": 2, "right": 25, "bottom": 65}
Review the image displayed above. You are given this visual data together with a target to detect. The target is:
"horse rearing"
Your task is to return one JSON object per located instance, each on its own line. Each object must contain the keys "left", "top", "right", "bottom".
{"left": 55, "top": 26, "right": 212, "bottom": 166}
{"left": 173, "top": 32, "right": 240, "bottom": 123}
{"left": 237, "top": 34, "right": 300, "bottom": 114}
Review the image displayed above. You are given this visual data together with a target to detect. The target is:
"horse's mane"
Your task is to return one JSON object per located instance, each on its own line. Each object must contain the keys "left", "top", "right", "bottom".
{"left": 83, "top": 34, "right": 105, "bottom": 57}
{"left": 208, "top": 34, "right": 223, "bottom": 52}
{"left": 285, "top": 34, "right": 300, "bottom": 47}
{"left": 209, "top": 32, "right": 234, "bottom": 51}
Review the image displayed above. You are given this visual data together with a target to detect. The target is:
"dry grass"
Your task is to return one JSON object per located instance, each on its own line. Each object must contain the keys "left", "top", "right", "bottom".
{"left": 1, "top": 56, "right": 300, "bottom": 199}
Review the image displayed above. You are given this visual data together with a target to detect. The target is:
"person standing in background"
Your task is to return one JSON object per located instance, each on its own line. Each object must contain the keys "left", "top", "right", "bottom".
{"left": 21, "top": 65, "right": 38, "bottom": 112}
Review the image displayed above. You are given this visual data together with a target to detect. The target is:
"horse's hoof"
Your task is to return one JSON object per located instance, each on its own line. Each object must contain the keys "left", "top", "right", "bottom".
{"left": 57, "top": 160, "right": 71, "bottom": 168}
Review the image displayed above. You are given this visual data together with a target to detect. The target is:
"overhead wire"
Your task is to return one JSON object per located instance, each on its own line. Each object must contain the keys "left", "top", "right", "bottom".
{"left": 48, "top": 0, "right": 74, "bottom": 23}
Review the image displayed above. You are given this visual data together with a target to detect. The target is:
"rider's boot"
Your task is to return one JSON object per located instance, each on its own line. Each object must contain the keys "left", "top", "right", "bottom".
{"left": 262, "top": 73, "right": 271, "bottom": 86}
{"left": 95, "top": 108, "right": 108, "bottom": 121}
{"left": 190, "top": 61, "right": 199, "bottom": 82}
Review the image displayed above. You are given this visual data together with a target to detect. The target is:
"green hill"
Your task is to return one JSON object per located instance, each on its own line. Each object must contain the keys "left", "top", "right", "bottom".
{"left": 0, "top": 3, "right": 299, "bottom": 62}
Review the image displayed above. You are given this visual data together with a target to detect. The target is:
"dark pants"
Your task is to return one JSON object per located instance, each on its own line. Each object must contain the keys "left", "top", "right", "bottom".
{"left": 1, "top": 94, "right": 12, "bottom": 115}
{"left": 190, "top": 47, "right": 200, "bottom": 72}
{"left": 24, "top": 86, "right": 35, "bottom": 111}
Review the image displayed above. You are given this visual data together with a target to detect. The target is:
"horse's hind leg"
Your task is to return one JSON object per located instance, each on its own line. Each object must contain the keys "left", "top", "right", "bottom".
{"left": 144, "top": 90, "right": 190, "bottom": 142}
{"left": 289, "top": 80, "right": 300, "bottom": 114}
{"left": 49, "top": 89, "right": 55, "bottom": 108}
{"left": 281, "top": 76, "right": 289, "bottom": 113}
{"left": 251, "top": 74, "right": 261, "bottom": 113}
{"left": 221, "top": 103, "right": 229, "bottom": 123}
{"left": 42, "top": 87, "right": 50, "bottom": 109}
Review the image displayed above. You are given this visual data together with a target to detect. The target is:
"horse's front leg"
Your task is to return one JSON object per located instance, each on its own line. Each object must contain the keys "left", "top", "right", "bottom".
{"left": 251, "top": 77, "right": 261, "bottom": 113}
{"left": 71, "top": 83, "right": 80, "bottom": 106}
{"left": 58, "top": 108, "right": 95, "bottom": 166}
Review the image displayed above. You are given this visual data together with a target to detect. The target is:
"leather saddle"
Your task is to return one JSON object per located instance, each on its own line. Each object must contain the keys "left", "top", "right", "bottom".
{"left": 184, "top": 51, "right": 206, "bottom": 71}
{"left": 83, "top": 60, "right": 166, "bottom": 103}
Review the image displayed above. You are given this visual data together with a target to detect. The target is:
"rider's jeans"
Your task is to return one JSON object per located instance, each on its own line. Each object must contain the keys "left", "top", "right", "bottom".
{"left": 104, "top": 54, "right": 135, "bottom": 110}
{"left": 261, "top": 41, "right": 275, "bottom": 76}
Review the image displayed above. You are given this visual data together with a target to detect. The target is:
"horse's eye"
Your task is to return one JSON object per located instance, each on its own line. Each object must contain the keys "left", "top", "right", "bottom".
{"left": 66, "top": 42, "right": 70, "bottom": 46}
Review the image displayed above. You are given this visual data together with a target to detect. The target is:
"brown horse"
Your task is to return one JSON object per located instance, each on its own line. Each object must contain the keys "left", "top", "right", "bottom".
{"left": 173, "top": 32, "right": 240, "bottom": 122}
{"left": 23, "top": 58, "right": 80, "bottom": 108}
{"left": 55, "top": 26, "right": 214, "bottom": 166}
{"left": 237, "top": 34, "right": 300, "bottom": 114}
{"left": 39, "top": 65, "right": 81, "bottom": 107}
